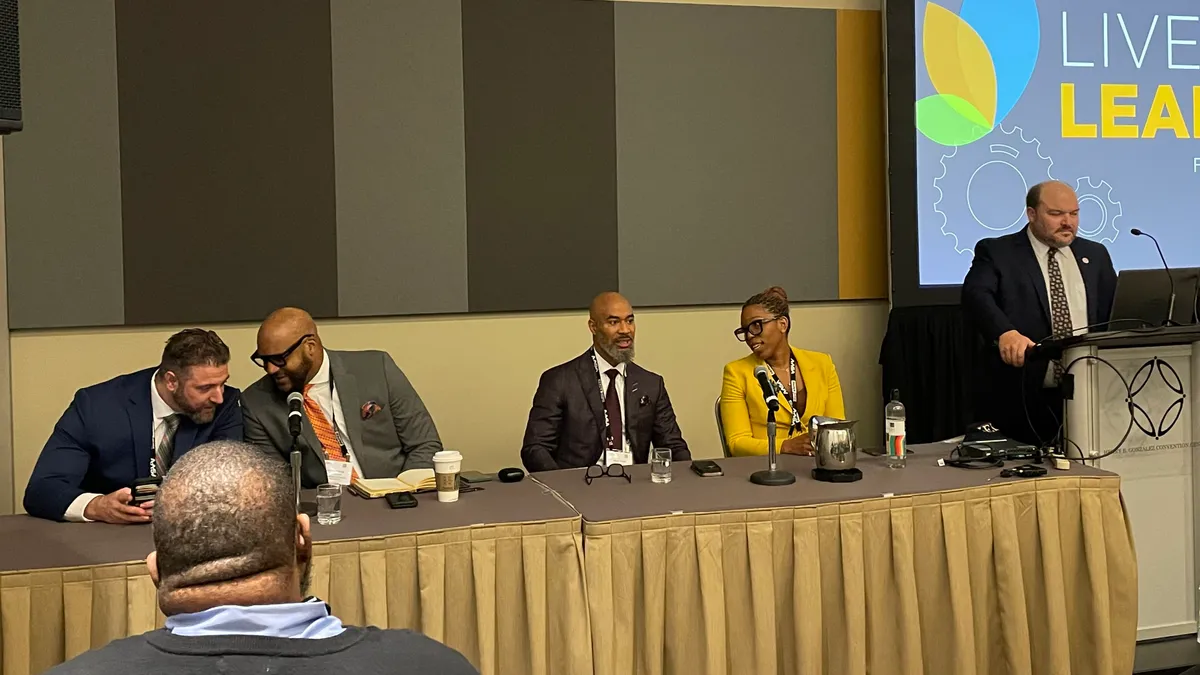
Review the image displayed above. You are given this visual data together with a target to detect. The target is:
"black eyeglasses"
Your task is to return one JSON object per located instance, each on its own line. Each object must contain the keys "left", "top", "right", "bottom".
{"left": 734, "top": 317, "right": 781, "bottom": 342}
{"left": 585, "top": 463, "right": 631, "bottom": 485}
{"left": 251, "top": 334, "right": 314, "bottom": 369}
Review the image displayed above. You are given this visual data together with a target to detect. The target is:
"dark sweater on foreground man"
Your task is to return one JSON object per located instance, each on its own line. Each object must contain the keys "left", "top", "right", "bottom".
{"left": 45, "top": 626, "right": 477, "bottom": 674}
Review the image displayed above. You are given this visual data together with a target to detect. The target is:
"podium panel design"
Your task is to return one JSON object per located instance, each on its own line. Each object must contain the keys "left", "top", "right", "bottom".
{"left": 1064, "top": 336, "right": 1200, "bottom": 640}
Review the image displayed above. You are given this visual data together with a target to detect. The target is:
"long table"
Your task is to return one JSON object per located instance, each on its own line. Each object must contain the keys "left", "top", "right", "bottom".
{"left": 536, "top": 448, "right": 1138, "bottom": 675}
{"left": 0, "top": 479, "right": 589, "bottom": 675}
{"left": 1, "top": 447, "right": 1138, "bottom": 675}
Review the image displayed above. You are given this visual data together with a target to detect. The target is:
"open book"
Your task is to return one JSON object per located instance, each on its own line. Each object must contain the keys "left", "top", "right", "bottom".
{"left": 350, "top": 468, "right": 436, "bottom": 498}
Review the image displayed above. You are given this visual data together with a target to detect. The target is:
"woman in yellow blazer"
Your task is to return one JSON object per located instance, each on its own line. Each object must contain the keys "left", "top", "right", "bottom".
{"left": 720, "top": 287, "right": 845, "bottom": 456}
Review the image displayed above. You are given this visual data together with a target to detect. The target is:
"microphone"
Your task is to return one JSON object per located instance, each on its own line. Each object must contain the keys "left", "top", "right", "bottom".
{"left": 753, "top": 365, "right": 780, "bottom": 411}
{"left": 1131, "top": 228, "right": 1176, "bottom": 324}
{"left": 287, "top": 391, "right": 304, "bottom": 438}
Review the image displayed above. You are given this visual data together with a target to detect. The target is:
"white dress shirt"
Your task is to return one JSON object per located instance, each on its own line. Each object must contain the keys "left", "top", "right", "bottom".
{"left": 593, "top": 348, "right": 631, "bottom": 465}
{"left": 64, "top": 371, "right": 178, "bottom": 522}
{"left": 306, "top": 350, "right": 364, "bottom": 476}
{"left": 1027, "top": 228, "right": 1087, "bottom": 387}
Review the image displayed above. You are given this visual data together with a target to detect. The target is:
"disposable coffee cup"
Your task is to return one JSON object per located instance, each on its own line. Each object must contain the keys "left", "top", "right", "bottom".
{"left": 433, "top": 450, "right": 463, "bottom": 503}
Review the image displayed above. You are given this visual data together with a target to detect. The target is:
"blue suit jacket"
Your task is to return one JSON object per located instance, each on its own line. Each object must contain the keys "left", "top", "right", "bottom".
{"left": 23, "top": 368, "right": 244, "bottom": 521}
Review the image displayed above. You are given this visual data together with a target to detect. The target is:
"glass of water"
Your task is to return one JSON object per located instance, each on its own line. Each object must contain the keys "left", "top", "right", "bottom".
{"left": 316, "top": 484, "right": 342, "bottom": 525}
{"left": 650, "top": 448, "right": 672, "bottom": 484}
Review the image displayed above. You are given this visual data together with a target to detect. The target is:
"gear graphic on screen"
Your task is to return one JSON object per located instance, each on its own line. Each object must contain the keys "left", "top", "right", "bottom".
{"left": 933, "top": 125, "right": 1054, "bottom": 254}
{"left": 1074, "top": 176, "right": 1122, "bottom": 244}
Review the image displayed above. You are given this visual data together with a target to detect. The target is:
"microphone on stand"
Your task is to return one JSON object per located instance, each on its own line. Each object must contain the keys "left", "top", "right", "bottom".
{"left": 287, "top": 391, "right": 304, "bottom": 509}
{"left": 1131, "top": 228, "right": 1177, "bottom": 325}
{"left": 749, "top": 365, "right": 797, "bottom": 487}
{"left": 754, "top": 365, "right": 780, "bottom": 411}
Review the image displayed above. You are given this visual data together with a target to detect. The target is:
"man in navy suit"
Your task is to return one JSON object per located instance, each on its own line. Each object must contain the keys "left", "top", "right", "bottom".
{"left": 962, "top": 180, "right": 1118, "bottom": 445}
{"left": 24, "top": 329, "right": 244, "bottom": 523}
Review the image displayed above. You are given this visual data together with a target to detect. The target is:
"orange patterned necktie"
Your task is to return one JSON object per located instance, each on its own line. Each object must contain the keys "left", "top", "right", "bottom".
{"left": 303, "top": 384, "right": 356, "bottom": 477}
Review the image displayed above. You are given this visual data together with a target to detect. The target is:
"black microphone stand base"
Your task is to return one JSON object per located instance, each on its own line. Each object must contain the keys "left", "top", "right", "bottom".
{"left": 750, "top": 469, "right": 797, "bottom": 486}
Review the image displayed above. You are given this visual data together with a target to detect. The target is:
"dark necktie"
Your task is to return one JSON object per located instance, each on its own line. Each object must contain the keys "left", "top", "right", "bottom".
{"left": 1047, "top": 248, "right": 1073, "bottom": 382}
{"left": 156, "top": 414, "right": 181, "bottom": 473}
{"left": 604, "top": 369, "right": 623, "bottom": 450}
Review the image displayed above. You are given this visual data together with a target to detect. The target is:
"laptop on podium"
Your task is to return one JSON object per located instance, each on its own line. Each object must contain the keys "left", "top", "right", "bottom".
{"left": 1109, "top": 268, "right": 1200, "bottom": 327}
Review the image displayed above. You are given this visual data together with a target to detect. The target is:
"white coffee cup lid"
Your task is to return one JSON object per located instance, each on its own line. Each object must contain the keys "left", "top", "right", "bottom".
{"left": 433, "top": 450, "right": 462, "bottom": 463}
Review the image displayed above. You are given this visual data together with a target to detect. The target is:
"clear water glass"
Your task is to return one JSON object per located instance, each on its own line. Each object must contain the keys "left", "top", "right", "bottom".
{"left": 650, "top": 448, "right": 672, "bottom": 484}
{"left": 316, "top": 483, "right": 342, "bottom": 525}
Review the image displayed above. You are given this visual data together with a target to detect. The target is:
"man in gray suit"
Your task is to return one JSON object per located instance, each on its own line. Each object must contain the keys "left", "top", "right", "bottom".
{"left": 241, "top": 308, "right": 442, "bottom": 487}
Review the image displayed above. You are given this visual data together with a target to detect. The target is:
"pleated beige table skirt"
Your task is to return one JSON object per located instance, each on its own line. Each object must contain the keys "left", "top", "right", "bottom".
{"left": 582, "top": 475, "right": 1136, "bottom": 675}
{"left": 0, "top": 518, "right": 591, "bottom": 675}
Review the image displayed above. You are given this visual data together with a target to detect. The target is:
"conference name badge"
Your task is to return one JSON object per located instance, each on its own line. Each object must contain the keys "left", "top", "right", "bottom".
{"left": 325, "top": 459, "right": 353, "bottom": 486}
{"left": 607, "top": 449, "right": 633, "bottom": 467}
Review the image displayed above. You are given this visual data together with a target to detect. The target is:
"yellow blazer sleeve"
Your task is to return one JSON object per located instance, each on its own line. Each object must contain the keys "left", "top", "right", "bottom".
{"left": 823, "top": 355, "right": 846, "bottom": 420}
{"left": 720, "top": 362, "right": 769, "bottom": 456}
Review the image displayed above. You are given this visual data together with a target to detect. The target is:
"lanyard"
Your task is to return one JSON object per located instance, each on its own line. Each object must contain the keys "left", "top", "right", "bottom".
{"left": 590, "top": 351, "right": 620, "bottom": 454}
{"left": 320, "top": 376, "right": 349, "bottom": 457}
{"left": 765, "top": 354, "right": 802, "bottom": 434}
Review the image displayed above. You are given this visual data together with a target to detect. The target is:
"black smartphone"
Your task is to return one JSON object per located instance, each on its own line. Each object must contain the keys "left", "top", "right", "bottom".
{"left": 385, "top": 492, "right": 418, "bottom": 509}
{"left": 130, "top": 476, "right": 160, "bottom": 506}
{"left": 690, "top": 460, "right": 723, "bottom": 477}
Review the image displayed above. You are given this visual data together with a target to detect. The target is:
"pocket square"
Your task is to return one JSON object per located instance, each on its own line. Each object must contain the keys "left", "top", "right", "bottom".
{"left": 361, "top": 401, "right": 382, "bottom": 420}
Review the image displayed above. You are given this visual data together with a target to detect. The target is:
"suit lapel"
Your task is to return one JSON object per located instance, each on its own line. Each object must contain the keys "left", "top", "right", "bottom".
{"left": 174, "top": 424, "right": 198, "bottom": 462}
{"left": 575, "top": 351, "right": 607, "bottom": 446}
{"left": 1071, "top": 244, "right": 1098, "bottom": 325}
{"left": 792, "top": 349, "right": 821, "bottom": 424}
{"left": 328, "top": 352, "right": 368, "bottom": 473}
{"left": 625, "top": 365, "right": 641, "bottom": 456}
{"left": 128, "top": 372, "right": 154, "bottom": 477}
{"left": 1016, "top": 228, "right": 1052, "bottom": 325}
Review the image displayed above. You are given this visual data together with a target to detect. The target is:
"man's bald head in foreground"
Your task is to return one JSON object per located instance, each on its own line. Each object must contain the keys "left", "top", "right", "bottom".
{"left": 1026, "top": 180, "right": 1080, "bottom": 248}
{"left": 147, "top": 440, "right": 311, "bottom": 616}
{"left": 253, "top": 307, "right": 324, "bottom": 393}
{"left": 588, "top": 292, "right": 635, "bottom": 365}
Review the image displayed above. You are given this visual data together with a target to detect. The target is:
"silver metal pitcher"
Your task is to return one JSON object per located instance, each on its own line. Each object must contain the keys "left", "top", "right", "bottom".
{"left": 810, "top": 416, "right": 859, "bottom": 471}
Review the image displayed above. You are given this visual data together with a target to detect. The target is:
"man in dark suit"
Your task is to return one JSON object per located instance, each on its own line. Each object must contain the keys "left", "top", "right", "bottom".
{"left": 521, "top": 292, "right": 691, "bottom": 471}
{"left": 24, "top": 329, "right": 244, "bottom": 523}
{"left": 962, "top": 180, "right": 1118, "bottom": 445}
{"left": 241, "top": 308, "right": 442, "bottom": 488}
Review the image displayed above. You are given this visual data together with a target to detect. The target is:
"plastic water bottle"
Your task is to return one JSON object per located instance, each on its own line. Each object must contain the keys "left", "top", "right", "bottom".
{"left": 885, "top": 389, "right": 907, "bottom": 469}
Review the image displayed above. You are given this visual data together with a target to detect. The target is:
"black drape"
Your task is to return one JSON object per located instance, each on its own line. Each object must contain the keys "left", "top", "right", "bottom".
{"left": 878, "top": 304, "right": 988, "bottom": 443}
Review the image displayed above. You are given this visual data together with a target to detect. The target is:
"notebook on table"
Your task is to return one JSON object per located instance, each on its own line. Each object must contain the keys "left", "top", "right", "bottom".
{"left": 349, "top": 468, "right": 436, "bottom": 498}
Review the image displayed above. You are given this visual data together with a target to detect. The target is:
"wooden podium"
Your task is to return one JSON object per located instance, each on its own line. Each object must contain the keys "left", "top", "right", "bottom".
{"left": 1050, "top": 325, "right": 1200, "bottom": 640}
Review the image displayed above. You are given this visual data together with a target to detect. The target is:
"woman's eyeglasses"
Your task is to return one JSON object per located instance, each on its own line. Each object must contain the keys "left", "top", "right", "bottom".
{"left": 251, "top": 334, "right": 314, "bottom": 369}
{"left": 734, "top": 317, "right": 781, "bottom": 342}
{"left": 585, "top": 463, "right": 631, "bottom": 485}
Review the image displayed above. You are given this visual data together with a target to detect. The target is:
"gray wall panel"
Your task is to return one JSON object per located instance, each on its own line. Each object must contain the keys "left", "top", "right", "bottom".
{"left": 331, "top": 0, "right": 468, "bottom": 317}
{"left": 462, "top": 0, "right": 618, "bottom": 312}
{"left": 116, "top": 0, "right": 339, "bottom": 325}
{"left": 614, "top": 3, "right": 839, "bottom": 306}
{"left": 5, "top": 0, "right": 124, "bottom": 329}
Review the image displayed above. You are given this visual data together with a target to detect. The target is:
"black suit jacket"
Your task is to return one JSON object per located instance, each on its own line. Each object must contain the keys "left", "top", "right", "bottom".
{"left": 961, "top": 227, "right": 1118, "bottom": 439}
{"left": 962, "top": 227, "right": 1117, "bottom": 344}
{"left": 521, "top": 350, "right": 691, "bottom": 471}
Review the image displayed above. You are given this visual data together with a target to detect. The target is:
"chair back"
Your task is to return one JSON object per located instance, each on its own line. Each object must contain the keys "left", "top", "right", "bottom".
{"left": 714, "top": 396, "right": 733, "bottom": 457}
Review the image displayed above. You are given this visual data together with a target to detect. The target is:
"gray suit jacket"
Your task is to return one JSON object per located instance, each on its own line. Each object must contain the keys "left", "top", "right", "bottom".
{"left": 241, "top": 350, "right": 442, "bottom": 487}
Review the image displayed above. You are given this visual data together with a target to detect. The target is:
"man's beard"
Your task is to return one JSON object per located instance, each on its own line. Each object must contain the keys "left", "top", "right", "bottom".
{"left": 170, "top": 391, "right": 216, "bottom": 425}
{"left": 598, "top": 340, "right": 634, "bottom": 365}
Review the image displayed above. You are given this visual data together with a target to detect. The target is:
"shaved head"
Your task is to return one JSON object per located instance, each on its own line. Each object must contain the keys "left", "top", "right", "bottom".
{"left": 588, "top": 292, "right": 636, "bottom": 365}
{"left": 151, "top": 440, "right": 310, "bottom": 615}
{"left": 253, "top": 307, "right": 324, "bottom": 393}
